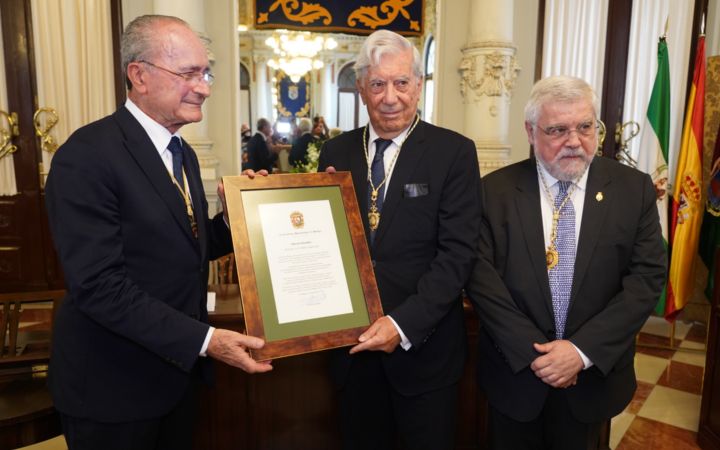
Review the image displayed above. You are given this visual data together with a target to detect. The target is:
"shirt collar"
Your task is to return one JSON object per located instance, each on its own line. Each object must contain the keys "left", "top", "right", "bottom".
{"left": 367, "top": 119, "right": 415, "bottom": 148}
{"left": 125, "top": 98, "right": 182, "bottom": 152}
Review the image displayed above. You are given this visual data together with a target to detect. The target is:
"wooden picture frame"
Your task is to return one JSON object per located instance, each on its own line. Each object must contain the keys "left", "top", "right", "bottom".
{"left": 222, "top": 172, "right": 383, "bottom": 360}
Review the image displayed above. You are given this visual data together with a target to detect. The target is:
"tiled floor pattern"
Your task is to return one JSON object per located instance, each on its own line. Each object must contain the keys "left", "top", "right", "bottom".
{"left": 611, "top": 316, "right": 707, "bottom": 449}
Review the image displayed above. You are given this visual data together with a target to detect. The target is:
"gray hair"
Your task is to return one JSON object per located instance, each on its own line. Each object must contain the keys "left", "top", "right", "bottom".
{"left": 120, "top": 15, "right": 191, "bottom": 90}
{"left": 354, "top": 30, "right": 422, "bottom": 81}
{"left": 524, "top": 76, "right": 600, "bottom": 124}
{"left": 256, "top": 118, "right": 271, "bottom": 131}
{"left": 298, "top": 118, "right": 312, "bottom": 133}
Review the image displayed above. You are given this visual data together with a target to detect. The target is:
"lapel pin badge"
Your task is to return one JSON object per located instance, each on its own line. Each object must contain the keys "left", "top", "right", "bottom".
{"left": 596, "top": 192, "right": 604, "bottom": 202}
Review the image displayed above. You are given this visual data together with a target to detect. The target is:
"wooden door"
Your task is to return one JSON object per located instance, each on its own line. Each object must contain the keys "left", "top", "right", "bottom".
{"left": 0, "top": 0, "right": 62, "bottom": 293}
{"left": 0, "top": 0, "right": 124, "bottom": 293}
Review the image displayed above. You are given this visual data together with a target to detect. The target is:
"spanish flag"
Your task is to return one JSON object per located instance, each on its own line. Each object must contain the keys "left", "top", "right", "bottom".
{"left": 667, "top": 35, "right": 705, "bottom": 320}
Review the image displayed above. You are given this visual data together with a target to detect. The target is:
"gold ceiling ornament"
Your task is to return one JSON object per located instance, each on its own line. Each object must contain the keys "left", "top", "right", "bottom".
{"left": 265, "top": 30, "right": 337, "bottom": 83}
{"left": 259, "top": 0, "right": 332, "bottom": 25}
{"left": 33, "top": 107, "right": 59, "bottom": 153}
{"left": 348, "top": 0, "right": 420, "bottom": 31}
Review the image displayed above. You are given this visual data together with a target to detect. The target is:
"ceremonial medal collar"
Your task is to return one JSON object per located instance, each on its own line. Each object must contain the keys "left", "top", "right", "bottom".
{"left": 536, "top": 161, "right": 581, "bottom": 270}
{"left": 363, "top": 115, "right": 420, "bottom": 231}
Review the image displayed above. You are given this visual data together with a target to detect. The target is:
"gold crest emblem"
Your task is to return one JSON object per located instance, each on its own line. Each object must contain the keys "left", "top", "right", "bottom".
{"left": 288, "top": 85, "right": 299, "bottom": 100}
{"left": 290, "top": 211, "right": 304, "bottom": 229}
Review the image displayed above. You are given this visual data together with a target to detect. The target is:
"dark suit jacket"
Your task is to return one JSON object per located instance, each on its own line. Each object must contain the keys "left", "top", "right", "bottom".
{"left": 288, "top": 132, "right": 315, "bottom": 167}
{"left": 318, "top": 121, "right": 482, "bottom": 395}
{"left": 246, "top": 132, "right": 276, "bottom": 172}
{"left": 465, "top": 157, "right": 666, "bottom": 423}
{"left": 45, "top": 106, "right": 233, "bottom": 422}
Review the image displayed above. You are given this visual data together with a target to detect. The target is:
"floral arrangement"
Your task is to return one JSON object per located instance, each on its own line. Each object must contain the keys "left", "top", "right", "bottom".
{"left": 290, "top": 140, "right": 322, "bottom": 173}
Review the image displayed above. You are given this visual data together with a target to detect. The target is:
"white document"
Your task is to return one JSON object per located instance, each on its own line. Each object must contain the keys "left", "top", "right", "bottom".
{"left": 258, "top": 200, "right": 354, "bottom": 324}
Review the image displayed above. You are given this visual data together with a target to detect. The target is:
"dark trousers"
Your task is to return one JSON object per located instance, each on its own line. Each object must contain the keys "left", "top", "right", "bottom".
{"left": 488, "top": 388, "right": 601, "bottom": 450}
{"left": 339, "top": 351, "right": 458, "bottom": 450}
{"left": 61, "top": 378, "right": 199, "bottom": 450}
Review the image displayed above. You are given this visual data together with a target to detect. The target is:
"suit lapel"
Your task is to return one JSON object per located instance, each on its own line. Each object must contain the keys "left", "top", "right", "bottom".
{"left": 515, "top": 160, "right": 554, "bottom": 315}
{"left": 373, "top": 120, "right": 428, "bottom": 246}
{"left": 570, "top": 159, "right": 611, "bottom": 302}
{"left": 113, "top": 107, "right": 198, "bottom": 246}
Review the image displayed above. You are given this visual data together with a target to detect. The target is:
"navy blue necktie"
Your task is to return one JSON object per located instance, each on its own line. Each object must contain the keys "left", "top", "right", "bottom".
{"left": 167, "top": 137, "right": 184, "bottom": 185}
{"left": 549, "top": 180, "right": 576, "bottom": 339}
{"left": 369, "top": 138, "right": 392, "bottom": 243}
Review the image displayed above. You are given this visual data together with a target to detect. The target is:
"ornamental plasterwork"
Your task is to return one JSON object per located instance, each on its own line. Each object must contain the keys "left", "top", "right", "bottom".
{"left": 459, "top": 52, "right": 520, "bottom": 102}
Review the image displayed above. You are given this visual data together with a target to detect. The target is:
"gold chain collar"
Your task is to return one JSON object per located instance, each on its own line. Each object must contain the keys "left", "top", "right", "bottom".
{"left": 362, "top": 115, "right": 420, "bottom": 231}
{"left": 536, "top": 161, "right": 578, "bottom": 270}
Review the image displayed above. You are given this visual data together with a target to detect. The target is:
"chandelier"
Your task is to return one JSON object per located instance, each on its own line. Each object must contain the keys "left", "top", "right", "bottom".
{"left": 265, "top": 30, "right": 337, "bottom": 83}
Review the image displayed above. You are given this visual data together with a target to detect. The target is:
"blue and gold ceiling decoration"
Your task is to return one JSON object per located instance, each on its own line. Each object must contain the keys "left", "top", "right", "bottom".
{"left": 254, "top": 0, "right": 423, "bottom": 36}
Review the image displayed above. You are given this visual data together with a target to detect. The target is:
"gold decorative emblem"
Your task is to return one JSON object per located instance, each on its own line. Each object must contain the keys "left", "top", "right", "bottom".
{"left": 368, "top": 210, "right": 380, "bottom": 231}
{"left": 348, "top": 0, "right": 420, "bottom": 31}
{"left": 677, "top": 172, "right": 702, "bottom": 224}
{"left": 0, "top": 110, "right": 19, "bottom": 160}
{"left": 260, "top": 0, "right": 332, "bottom": 25}
{"left": 290, "top": 211, "right": 304, "bottom": 229}
{"left": 546, "top": 247, "right": 559, "bottom": 270}
{"left": 288, "top": 85, "right": 299, "bottom": 100}
{"left": 33, "top": 107, "right": 59, "bottom": 153}
{"left": 596, "top": 192, "right": 603, "bottom": 201}
{"left": 368, "top": 189, "right": 381, "bottom": 231}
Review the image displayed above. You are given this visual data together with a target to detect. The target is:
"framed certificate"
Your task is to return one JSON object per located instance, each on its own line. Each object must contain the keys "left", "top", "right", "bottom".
{"left": 222, "top": 172, "right": 383, "bottom": 360}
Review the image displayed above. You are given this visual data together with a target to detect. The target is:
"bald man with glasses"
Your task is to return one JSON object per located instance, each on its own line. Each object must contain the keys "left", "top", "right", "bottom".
{"left": 45, "top": 15, "right": 271, "bottom": 450}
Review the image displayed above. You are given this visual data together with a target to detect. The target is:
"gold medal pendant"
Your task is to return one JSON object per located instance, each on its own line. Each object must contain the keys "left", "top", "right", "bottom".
{"left": 546, "top": 247, "right": 559, "bottom": 270}
{"left": 368, "top": 189, "right": 380, "bottom": 231}
{"left": 368, "top": 209, "right": 380, "bottom": 230}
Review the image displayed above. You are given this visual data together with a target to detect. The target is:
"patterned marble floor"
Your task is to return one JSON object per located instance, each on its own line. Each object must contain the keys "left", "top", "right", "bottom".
{"left": 611, "top": 316, "right": 708, "bottom": 449}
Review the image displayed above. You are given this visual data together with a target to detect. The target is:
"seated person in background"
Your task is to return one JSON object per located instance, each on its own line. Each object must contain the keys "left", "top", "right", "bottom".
{"left": 312, "top": 115, "right": 329, "bottom": 140}
{"left": 289, "top": 117, "right": 315, "bottom": 167}
{"left": 240, "top": 123, "right": 251, "bottom": 170}
{"left": 246, "top": 117, "right": 278, "bottom": 172}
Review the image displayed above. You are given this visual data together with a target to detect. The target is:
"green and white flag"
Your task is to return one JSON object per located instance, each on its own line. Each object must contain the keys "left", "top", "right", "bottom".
{"left": 636, "top": 37, "right": 670, "bottom": 316}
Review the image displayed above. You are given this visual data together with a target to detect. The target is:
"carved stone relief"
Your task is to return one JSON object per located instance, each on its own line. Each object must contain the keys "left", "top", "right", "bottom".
{"left": 459, "top": 51, "right": 520, "bottom": 102}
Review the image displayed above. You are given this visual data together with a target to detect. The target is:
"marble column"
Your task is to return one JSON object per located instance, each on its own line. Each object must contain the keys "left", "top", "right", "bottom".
{"left": 460, "top": 0, "right": 519, "bottom": 174}
{"left": 254, "top": 55, "right": 271, "bottom": 121}
{"left": 321, "top": 60, "right": 334, "bottom": 126}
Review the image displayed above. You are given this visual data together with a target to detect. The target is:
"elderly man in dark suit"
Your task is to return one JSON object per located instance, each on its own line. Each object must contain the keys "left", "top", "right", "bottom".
{"left": 288, "top": 117, "right": 315, "bottom": 168}
{"left": 465, "top": 75, "right": 666, "bottom": 449}
{"left": 318, "top": 29, "right": 482, "bottom": 450}
{"left": 246, "top": 117, "right": 277, "bottom": 172}
{"left": 45, "top": 15, "right": 271, "bottom": 450}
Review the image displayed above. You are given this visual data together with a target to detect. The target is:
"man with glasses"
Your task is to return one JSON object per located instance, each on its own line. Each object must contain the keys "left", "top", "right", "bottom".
{"left": 465, "top": 76, "right": 666, "bottom": 449}
{"left": 318, "top": 29, "right": 481, "bottom": 449}
{"left": 45, "top": 15, "right": 271, "bottom": 450}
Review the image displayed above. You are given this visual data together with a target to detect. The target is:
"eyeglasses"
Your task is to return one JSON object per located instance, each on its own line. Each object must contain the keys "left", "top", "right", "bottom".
{"left": 139, "top": 60, "right": 214, "bottom": 86}
{"left": 536, "top": 121, "right": 598, "bottom": 140}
